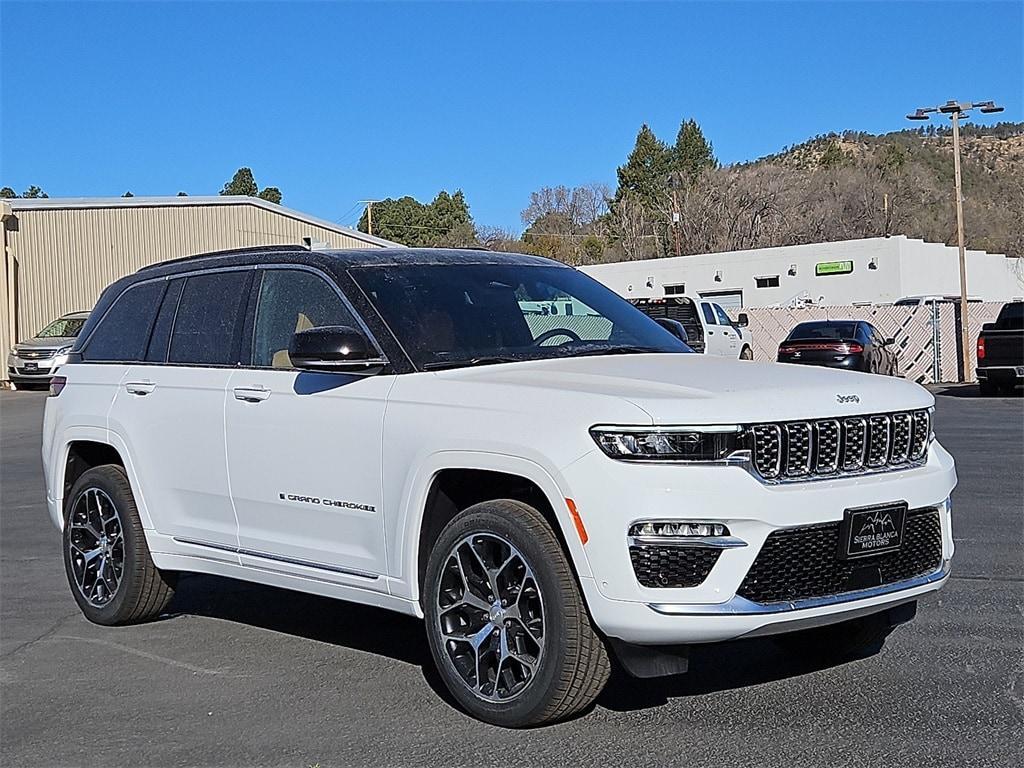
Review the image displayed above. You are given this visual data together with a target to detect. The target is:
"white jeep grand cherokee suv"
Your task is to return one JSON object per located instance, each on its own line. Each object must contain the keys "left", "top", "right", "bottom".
{"left": 43, "top": 247, "right": 956, "bottom": 727}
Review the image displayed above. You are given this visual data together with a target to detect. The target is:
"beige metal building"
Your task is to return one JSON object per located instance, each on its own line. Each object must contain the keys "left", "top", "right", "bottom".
{"left": 1, "top": 195, "right": 400, "bottom": 381}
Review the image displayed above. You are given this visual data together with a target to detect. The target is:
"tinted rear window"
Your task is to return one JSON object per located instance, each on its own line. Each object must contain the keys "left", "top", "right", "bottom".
{"left": 168, "top": 271, "right": 252, "bottom": 365}
{"left": 996, "top": 303, "right": 1024, "bottom": 330}
{"left": 788, "top": 322, "right": 859, "bottom": 340}
{"left": 82, "top": 282, "right": 165, "bottom": 362}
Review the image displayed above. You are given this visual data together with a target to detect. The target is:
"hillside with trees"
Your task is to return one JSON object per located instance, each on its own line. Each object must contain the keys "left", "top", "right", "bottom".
{"left": 360, "top": 120, "right": 1021, "bottom": 264}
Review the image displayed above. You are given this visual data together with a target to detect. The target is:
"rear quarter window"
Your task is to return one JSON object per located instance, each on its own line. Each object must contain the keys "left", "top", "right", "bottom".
{"left": 81, "top": 281, "right": 165, "bottom": 362}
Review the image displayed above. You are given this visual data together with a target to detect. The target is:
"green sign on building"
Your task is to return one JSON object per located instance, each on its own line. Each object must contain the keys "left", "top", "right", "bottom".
{"left": 815, "top": 260, "right": 854, "bottom": 276}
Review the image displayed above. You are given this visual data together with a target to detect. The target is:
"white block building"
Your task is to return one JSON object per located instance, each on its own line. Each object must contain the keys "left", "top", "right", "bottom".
{"left": 582, "top": 236, "right": 1023, "bottom": 310}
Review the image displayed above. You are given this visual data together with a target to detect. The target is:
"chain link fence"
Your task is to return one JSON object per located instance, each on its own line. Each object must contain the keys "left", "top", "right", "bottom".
{"left": 743, "top": 303, "right": 1003, "bottom": 383}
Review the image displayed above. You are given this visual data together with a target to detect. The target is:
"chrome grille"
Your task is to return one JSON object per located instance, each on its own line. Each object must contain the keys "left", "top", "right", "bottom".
{"left": 891, "top": 412, "right": 912, "bottom": 463}
{"left": 748, "top": 409, "right": 931, "bottom": 482}
{"left": 751, "top": 424, "right": 782, "bottom": 479}
{"left": 866, "top": 415, "right": 891, "bottom": 467}
{"left": 784, "top": 423, "right": 812, "bottom": 477}
{"left": 15, "top": 348, "right": 58, "bottom": 359}
{"left": 841, "top": 418, "right": 867, "bottom": 471}
{"left": 910, "top": 410, "right": 930, "bottom": 461}
{"left": 814, "top": 420, "right": 840, "bottom": 474}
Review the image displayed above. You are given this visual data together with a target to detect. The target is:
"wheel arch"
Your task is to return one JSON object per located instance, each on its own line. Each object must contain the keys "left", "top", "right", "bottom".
{"left": 59, "top": 431, "right": 154, "bottom": 531}
{"left": 400, "top": 453, "right": 593, "bottom": 608}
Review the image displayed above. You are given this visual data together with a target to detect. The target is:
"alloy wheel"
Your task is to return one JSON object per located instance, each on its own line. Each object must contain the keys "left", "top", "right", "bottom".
{"left": 68, "top": 488, "right": 124, "bottom": 607}
{"left": 435, "top": 533, "right": 545, "bottom": 703}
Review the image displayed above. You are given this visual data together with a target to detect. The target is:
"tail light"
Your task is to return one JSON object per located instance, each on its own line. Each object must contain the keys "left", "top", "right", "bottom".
{"left": 977, "top": 336, "right": 986, "bottom": 360}
{"left": 779, "top": 342, "right": 863, "bottom": 354}
{"left": 48, "top": 376, "right": 67, "bottom": 397}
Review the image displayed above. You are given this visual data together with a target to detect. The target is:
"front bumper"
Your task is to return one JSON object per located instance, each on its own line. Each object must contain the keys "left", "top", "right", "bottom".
{"left": 7, "top": 353, "right": 67, "bottom": 381}
{"left": 561, "top": 440, "right": 956, "bottom": 645}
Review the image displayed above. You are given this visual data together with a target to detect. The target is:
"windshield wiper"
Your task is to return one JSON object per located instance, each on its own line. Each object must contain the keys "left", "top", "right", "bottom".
{"left": 562, "top": 345, "right": 664, "bottom": 358}
{"left": 422, "top": 356, "right": 520, "bottom": 371}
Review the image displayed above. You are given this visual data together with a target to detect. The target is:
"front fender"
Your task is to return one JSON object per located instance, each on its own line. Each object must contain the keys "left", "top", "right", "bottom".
{"left": 389, "top": 450, "right": 593, "bottom": 608}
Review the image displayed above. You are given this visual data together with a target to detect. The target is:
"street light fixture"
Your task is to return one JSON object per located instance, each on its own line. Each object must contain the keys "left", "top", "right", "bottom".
{"left": 906, "top": 99, "right": 1005, "bottom": 382}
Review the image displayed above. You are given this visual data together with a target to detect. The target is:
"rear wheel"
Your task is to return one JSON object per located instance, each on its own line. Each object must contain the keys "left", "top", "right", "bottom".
{"left": 423, "top": 499, "right": 609, "bottom": 727}
{"left": 979, "top": 380, "right": 1000, "bottom": 397}
{"left": 63, "top": 465, "right": 176, "bottom": 625}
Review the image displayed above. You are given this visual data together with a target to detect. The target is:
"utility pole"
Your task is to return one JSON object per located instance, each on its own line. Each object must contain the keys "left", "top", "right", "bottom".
{"left": 359, "top": 200, "right": 381, "bottom": 237}
{"left": 907, "top": 99, "right": 1004, "bottom": 383}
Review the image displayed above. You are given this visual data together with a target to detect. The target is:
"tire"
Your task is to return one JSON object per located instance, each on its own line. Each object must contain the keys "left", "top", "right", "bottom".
{"left": 63, "top": 464, "right": 176, "bottom": 625}
{"left": 978, "top": 380, "right": 1000, "bottom": 397}
{"left": 423, "top": 499, "right": 610, "bottom": 727}
{"left": 739, "top": 346, "right": 753, "bottom": 361}
{"left": 774, "top": 610, "right": 899, "bottom": 662}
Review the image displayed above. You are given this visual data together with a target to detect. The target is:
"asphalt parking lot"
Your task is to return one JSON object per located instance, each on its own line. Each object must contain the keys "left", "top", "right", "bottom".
{"left": 1, "top": 387, "right": 1022, "bottom": 768}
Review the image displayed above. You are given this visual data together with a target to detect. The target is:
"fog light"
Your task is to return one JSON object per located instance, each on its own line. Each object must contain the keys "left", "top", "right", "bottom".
{"left": 629, "top": 521, "right": 728, "bottom": 538}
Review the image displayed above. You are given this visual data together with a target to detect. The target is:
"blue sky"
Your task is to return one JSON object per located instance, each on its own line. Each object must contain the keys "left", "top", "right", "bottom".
{"left": 1, "top": 1, "right": 1021, "bottom": 231}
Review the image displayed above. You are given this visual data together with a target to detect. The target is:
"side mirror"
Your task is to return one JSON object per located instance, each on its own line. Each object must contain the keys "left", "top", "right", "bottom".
{"left": 654, "top": 317, "right": 688, "bottom": 342}
{"left": 288, "top": 325, "right": 387, "bottom": 375}
{"left": 736, "top": 312, "right": 749, "bottom": 327}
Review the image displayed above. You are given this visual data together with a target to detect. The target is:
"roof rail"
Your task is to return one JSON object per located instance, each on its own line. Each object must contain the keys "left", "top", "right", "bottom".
{"left": 137, "top": 244, "right": 306, "bottom": 271}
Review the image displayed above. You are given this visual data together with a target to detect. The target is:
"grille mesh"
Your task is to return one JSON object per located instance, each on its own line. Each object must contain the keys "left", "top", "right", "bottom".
{"left": 737, "top": 508, "right": 943, "bottom": 604}
{"left": 629, "top": 545, "right": 722, "bottom": 588}
{"left": 750, "top": 409, "right": 930, "bottom": 481}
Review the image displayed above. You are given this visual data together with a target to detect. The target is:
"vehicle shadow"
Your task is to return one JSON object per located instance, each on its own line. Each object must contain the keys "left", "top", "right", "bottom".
{"left": 596, "top": 637, "right": 857, "bottom": 713}
{"left": 166, "top": 573, "right": 859, "bottom": 717}
{"left": 165, "top": 573, "right": 459, "bottom": 705}
{"left": 931, "top": 384, "right": 1021, "bottom": 398}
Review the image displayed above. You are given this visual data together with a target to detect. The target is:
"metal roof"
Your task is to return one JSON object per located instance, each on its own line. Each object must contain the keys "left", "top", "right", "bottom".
{"left": 4, "top": 195, "right": 403, "bottom": 249}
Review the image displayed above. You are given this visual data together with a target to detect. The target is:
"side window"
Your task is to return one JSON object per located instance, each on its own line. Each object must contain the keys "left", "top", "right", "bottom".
{"left": 701, "top": 303, "right": 717, "bottom": 325}
{"left": 145, "top": 278, "right": 183, "bottom": 362}
{"left": 168, "top": 271, "right": 251, "bottom": 366}
{"left": 252, "top": 269, "right": 362, "bottom": 368}
{"left": 82, "top": 281, "right": 165, "bottom": 362}
{"left": 713, "top": 304, "right": 733, "bottom": 326}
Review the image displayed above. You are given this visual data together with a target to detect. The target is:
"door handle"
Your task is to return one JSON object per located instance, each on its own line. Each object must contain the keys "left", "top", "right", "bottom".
{"left": 125, "top": 381, "right": 156, "bottom": 396}
{"left": 233, "top": 386, "right": 271, "bottom": 403}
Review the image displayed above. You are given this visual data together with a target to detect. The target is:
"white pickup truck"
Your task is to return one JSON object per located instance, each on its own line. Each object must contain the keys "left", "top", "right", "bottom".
{"left": 631, "top": 296, "right": 755, "bottom": 359}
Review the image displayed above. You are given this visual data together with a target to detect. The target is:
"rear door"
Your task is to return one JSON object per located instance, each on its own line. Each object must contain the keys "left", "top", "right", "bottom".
{"left": 108, "top": 268, "right": 252, "bottom": 552}
{"left": 224, "top": 266, "right": 393, "bottom": 585}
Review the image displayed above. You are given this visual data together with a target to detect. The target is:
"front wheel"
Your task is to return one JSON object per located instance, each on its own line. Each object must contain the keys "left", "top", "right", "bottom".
{"left": 739, "top": 346, "right": 753, "bottom": 360}
{"left": 423, "top": 500, "right": 610, "bottom": 727}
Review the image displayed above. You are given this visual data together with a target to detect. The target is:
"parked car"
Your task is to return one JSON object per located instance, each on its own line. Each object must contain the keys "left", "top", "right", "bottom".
{"left": 43, "top": 247, "right": 955, "bottom": 727}
{"left": 6, "top": 311, "right": 90, "bottom": 388}
{"left": 977, "top": 300, "right": 1023, "bottom": 396}
{"left": 778, "top": 320, "right": 899, "bottom": 376}
{"left": 631, "top": 296, "right": 754, "bottom": 359}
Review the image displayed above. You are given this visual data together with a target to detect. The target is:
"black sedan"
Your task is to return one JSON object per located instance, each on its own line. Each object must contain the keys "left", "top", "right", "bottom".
{"left": 777, "top": 320, "right": 899, "bottom": 375}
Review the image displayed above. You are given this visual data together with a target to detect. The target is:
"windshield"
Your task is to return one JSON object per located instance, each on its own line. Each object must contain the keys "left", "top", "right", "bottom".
{"left": 36, "top": 316, "right": 86, "bottom": 338}
{"left": 788, "top": 321, "right": 858, "bottom": 340}
{"left": 350, "top": 263, "right": 691, "bottom": 369}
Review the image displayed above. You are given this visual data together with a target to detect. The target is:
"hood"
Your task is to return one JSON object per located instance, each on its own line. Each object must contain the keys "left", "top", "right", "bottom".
{"left": 435, "top": 353, "right": 933, "bottom": 424}
{"left": 15, "top": 336, "right": 77, "bottom": 350}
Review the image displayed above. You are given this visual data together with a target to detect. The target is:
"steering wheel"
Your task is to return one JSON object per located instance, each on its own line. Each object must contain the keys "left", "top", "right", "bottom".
{"left": 531, "top": 328, "right": 583, "bottom": 347}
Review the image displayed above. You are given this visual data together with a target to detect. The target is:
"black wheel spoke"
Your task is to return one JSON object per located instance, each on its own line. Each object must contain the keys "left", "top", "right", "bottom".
{"left": 67, "top": 487, "right": 124, "bottom": 608}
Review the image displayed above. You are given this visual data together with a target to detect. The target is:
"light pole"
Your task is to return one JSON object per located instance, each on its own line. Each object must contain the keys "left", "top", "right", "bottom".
{"left": 907, "top": 100, "right": 1004, "bottom": 382}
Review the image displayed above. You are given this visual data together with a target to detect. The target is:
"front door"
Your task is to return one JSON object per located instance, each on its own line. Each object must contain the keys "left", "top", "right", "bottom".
{"left": 712, "top": 303, "right": 740, "bottom": 357}
{"left": 225, "top": 267, "right": 393, "bottom": 585}
{"left": 701, "top": 302, "right": 728, "bottom": 356}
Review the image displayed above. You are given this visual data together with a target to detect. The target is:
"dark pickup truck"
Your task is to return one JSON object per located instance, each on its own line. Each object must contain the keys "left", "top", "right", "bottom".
{"left": 977, "top": 301, "right": 1024, "bottom": 396}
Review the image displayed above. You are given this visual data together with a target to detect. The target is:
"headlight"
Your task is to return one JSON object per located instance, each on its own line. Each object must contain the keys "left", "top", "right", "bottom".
{"left": 590, "top": 425, "right": 746, "bottom": 462}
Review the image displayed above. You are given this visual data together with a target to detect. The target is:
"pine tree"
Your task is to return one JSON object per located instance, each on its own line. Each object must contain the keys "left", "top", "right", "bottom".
{"left": 614, "top": 124, "right": 670, "bottom": 208}
{"left": 220, "top": 167, "right": 259, "bottom": 197}
{"left": 670, "top": 119, "right": 717, "bottom": 184}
